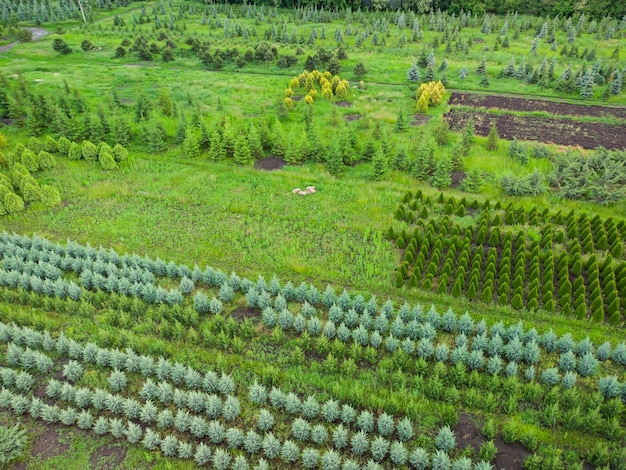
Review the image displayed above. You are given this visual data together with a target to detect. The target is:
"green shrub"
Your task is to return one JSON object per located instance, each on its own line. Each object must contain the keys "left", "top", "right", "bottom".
{"left": 481, "top": 285, "right": 493, "bottom": 303}
{"left": 99, "top": 151, "right": 117, "bottom": 170}
{"left": 20, "top": 149, "right": 39, "bottom": 172}
{"left": 543, "top": 298, "right": 555, "bottom": 312}
{"left": 0, "top": 424, "right": 28, "bottom": 466}
{"left": 3, "top": 192, "right": 25, "bottom": 214}
{"left": 511, "top": 293, "right": 523, "bottom": 310}
{"left": 478, "top": 440, "right": 497, "bottom": 462}
{"left": 82, "top": 141, "right": 98, "bottom": 160}
{"left": 57, "top": 137, "right": 71, "bottom": 155}
{"left": 22, "top": 181, "right": 42, "bottom": 203}
{"left": 27, "top": 136, "right": 42, "bottom": 154}
{"left": 38, "top": 151, "right": 56, "bottom": 170}
{"left": 68, "top": 142, "right": 82, "bottom": 160}
{"left": 435, "top": 425, "right": 456, "bottom": 452}
{"left": 43, "top": 136, "right": 58, "bottom": 153}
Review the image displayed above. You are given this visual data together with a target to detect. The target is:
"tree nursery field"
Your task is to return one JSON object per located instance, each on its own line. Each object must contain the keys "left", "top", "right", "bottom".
{"left": 0, "top": 0, "right": 625, "bottom": 469}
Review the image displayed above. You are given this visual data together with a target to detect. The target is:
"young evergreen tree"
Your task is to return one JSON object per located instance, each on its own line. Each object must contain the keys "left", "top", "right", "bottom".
{"left": 431, "top": 157, "right": 452, "bottom": 189}
{"left": 371, "top": 147, "right": 390, "bottom": 181}
{"left": 182, "top": 132, "right": 200, "bottom": 159}
{"left": 579, "top": 68, "right": 595, "bottom": 98}
{"left": 407, "top": 63, "right": 421, "bottom": 82}
{"left": 326, "top": 141, "right": 345, "bottom": 177}
{"left": 486, "top": 122, "right": 499, "bottom": 150}
{"left": 208, "top": 131, "right": 226, "bottom": 161}
{"left": 395, "top": 109, "right": 407, "bottom": 132}
{"left": 247, "top": 124, "right": 264, "bottom": 160}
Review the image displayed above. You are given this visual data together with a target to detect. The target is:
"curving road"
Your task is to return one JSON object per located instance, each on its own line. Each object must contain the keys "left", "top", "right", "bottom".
{"left": 0, "top": 27, "right": 48, "bottom": 53}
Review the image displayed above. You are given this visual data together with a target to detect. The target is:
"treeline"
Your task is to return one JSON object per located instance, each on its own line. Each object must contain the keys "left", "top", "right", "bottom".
{"left": 199, "top": 0, "right": 626, "bottom": 21}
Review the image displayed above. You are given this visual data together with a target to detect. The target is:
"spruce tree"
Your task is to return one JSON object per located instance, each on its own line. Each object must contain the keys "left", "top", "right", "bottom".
{"left": 395, "top": 109, "right": 407, "bottom": 132}
{"left": 486, "top": 122, "right": 499, "bottom": 150}
{"left": 579, "top": 68, "right": 595, "bottom": 98}
{"left": 326, "top": 141, "right": 345, "bottom": 177}
{"left": 182, "top": 133, "right": 200, "bottom": 159}
{"left": 233, "top": 134, "right": 252, "bottom": 165}
{"left": 371, "top": 147, "right": 390, "bottom": 181}
{"left": 208, "top": 131, "right": 225, "bottom": 161}
{"left": 430, "top": 157, "right": 452, "bottom": 189}
{"left": 407, "top": 63, "right": 421, "bottom": 82}
{"left": 610, "top": 71, "right": 622, "bottom": 95}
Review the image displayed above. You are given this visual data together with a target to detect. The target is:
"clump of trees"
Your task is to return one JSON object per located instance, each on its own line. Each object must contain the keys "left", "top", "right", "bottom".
{"left": 285, "top": 70, "right": 351, "bottom": 109}
{"left": 415, "top": 81, "right": 446, "bottom": 113}
{"left": 549, "top": 147, "right": 626, "bottom": 205}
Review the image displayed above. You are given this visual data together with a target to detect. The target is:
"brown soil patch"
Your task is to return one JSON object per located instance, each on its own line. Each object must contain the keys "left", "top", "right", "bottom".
{"left": 445, "top": 109, "right": 626, "bottom": 150}
{"left": 411, "top": 115, "right": 430, "bottom": 126}
{"left": 33, "top": 383, "right": 47, "bottom": 399}
{"left": 31, "top": 424, "right": 68, "bottom": 460}
{"left": 454, "top": 413, "right": 484, "bottom": 453}
{"left": 473, "top": 38, "right": 485, "bottom": 43}
{"left": 451, "top": 171, "right": 466, "bottom": 188}
{"left": 89, "top": 443, "right": 127, "bottom": 470}
{"left": 494, "top": 436, "right": 532, "bottom": 470}
{"left": 335, "top": 100, "right": 352, "bottom": 108}
{"left": 254, "top": 157, "right": 286, "bottom": 171}
{"left": 230, "top": 306, "right": 260, "bottom": 321}
{"left": 449, "top": 91, "right": 626, "bottom": 120}
{"left": 343, "top": 113, "right": 362, "bottom": 121}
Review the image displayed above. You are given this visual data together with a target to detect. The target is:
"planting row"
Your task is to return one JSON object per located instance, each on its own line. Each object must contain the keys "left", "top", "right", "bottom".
{"left": 2, "top": 232, "right": 626, "bottom": 375}
{"left": 0, "top": 322, "right": 502, "bottom": 469}
{"left": 0, "top": 323, "right": 424, "bottom": 442}
{"left": 390, "top": 191, "right": 626, "bottom": 323}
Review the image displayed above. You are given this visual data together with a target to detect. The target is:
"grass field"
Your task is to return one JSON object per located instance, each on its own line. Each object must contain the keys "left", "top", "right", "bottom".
{"left": 1, "top": 1, "right": 626, "bottom": 469}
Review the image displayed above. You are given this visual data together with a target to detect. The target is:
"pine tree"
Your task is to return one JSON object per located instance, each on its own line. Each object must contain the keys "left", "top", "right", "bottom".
{"left": 407, "top": 63, "right": 421, "bottom": 82}
{"left": 371, "top": 147, "right": 390, "bottom": 181}
{"left": 354, "top": 62, "right": 367, "bottom": 78}
{"left": 475, "top": 59, "right": 486, "bottom": 75}
{"left": 486, "top": 122, "right": 499, "bottom": 150}
{"left": 326, "top": 141, "right": 345, "bottom": 177}
{"left": 416, "top": 93, "right": 428, "bottom": 113}
{"left": 395, "top": 109, "right": 407, "bottom": 132}
{"left": 579, "top": 68, "right": 595, "bottom": 98}
{"left": 610, "top": 71, "right": 622, "bottom": 95}
{"left": 244, "top": 124, "right": 263, "bottom": 161}
{"left": 208, "top": 131, "right": 225, "bottom": 161}
{"left": 430, "top": 157, "right": 452, "bottom": 189}
{"left": 462, "top": 168, "right": 484, "bottom": 193}
{"left": 182, "top": 133, "right": 200, "bottom": 159}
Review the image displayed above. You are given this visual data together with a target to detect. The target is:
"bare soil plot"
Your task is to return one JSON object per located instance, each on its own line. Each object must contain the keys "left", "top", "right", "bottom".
{"left": 445, "top": 108, "right": 626, "bottom": 149}
{"left": 448, "top": 92, "right": 626, "bottom": 120}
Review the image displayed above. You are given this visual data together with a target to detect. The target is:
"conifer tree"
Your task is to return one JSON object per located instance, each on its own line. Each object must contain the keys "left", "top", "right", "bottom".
{"left": 248, "top": 124, "right": 264, "bottom": 160}
{"left": 371, "top": 147, "right": 390, "bottom": 181}
{"left": 182, "top": 132, "right": 200, "bottom": 159}
{"left": 486, "top": 122, "right": 499, "bottom": 150}
{"left": 326, "top": 141, "right": 345, "bottom": 177}
{"left": 430, "top": 157, "right": 452, "bottom": 189}
{"left": 208, "top": 131, "right": 226, "bottom": 161}
{"left": 233, "top": 134, "right": 252, "bottom": 165}
{"left": 407, "top": 63, "right": 421, "bottom": 82}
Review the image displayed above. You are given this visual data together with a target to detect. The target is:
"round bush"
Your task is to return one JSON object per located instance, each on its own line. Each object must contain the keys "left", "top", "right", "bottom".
{"left": 82, "top": 141, "right": 98, "bottom": 160}
{"left": 99, "top": 151, "right": 117, "bottom": 170}
{"left": 40, "top": 184, "right": 61, "bottom": 207}
{"left": 4, "top": 192, "right": 25, "bottom": 214}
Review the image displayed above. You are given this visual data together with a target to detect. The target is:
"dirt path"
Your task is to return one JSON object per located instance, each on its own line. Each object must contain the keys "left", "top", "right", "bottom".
{"left": 0, "top": 27, "right": 48, "bottom": 53}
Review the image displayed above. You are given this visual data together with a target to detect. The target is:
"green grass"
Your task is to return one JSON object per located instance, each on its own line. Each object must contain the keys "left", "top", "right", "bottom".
{"left": 1, "top": 3, "right": 626, "bottom": 467}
